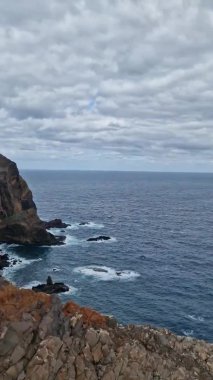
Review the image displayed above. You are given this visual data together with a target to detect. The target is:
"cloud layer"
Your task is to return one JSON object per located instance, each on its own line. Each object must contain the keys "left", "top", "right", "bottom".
{"left": 0, "top": 0, "right": 213, "bottom": 170}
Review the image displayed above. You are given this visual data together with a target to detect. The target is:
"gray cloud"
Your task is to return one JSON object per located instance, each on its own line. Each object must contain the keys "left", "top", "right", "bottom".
{"left": 0, "top": 0, "right": 213, "bottom": 171}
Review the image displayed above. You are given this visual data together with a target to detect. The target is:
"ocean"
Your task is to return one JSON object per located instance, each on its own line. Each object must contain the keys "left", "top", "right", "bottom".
{"left": 1, "top": 171, "right": 213, "bottom": 342}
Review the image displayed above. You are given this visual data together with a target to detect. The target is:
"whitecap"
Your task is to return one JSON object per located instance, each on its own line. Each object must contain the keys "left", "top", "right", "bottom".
{"left": 66, "top": 221, "right": 104, "bottom": 230}
{"left": 65, "top": 235, "right": 83, "bottom": 246}
{"left": 64, "top": 285, "right": 78, "bottom": 295}
{"left": 0, "top": 243, "right": 9, "bottom": 251}
{"left": 182, "top": 329, "right": 194, "bottom": 337}
{"left": 73, "top": 266, "right": 140, "bottom": 281}
{"left": 66, "top": 224, "right": 79, "bottom": 230}
{"left": 187, "top": 315, "right": 204, "bottom": 322}
{"left": 21, "top": 280, "right": 41, "bottom": 289}
{"left": 52, "top": 267, "right": 61, "bottom": 272}
{"left": 2, "top": 255, "right": 42, "bottom": 280}
{"left": 47, "top": 228, "right": 66, "bottom": 236}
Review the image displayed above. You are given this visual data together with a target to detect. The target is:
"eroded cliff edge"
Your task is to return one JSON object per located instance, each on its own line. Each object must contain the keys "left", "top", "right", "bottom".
{"left": 0, "top": 278, "right": 212, "bottom": 380}
{"left": 0, "top": 154, "right": 58, "bottom": 245}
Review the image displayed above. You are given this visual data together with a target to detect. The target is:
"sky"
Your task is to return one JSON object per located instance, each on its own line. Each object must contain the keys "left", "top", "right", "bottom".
{"left": 0, "top": 0, "right": 213, "bottom": 172}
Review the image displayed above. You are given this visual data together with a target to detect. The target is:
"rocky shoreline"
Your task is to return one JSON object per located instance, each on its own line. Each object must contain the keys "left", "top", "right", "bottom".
{"left": 0, "top": 250, "right": 22, "bottom": 271}
{"left": 1, "top": 154, "right": 213, "bottom": 379}
{"left": 0, "top": 276, "right": 212, "bottom": 380}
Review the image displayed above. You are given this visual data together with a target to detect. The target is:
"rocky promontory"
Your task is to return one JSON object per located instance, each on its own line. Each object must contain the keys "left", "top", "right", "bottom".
{"left": 0, "top": 154, "right": 61, "bottom": 245}
{"left": 0, "top": 277, "right": 212, "bottom": 380}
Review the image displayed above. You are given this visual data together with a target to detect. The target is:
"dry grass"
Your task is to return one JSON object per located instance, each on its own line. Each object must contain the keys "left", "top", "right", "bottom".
{"left": 0, "top": 283, "right": 51, "bottom": 323}
{"left": 63, "top": 301, "right": 107, "bottom": 328}
{"left": 0, "top": 282, "right": 107, "bottom": 329}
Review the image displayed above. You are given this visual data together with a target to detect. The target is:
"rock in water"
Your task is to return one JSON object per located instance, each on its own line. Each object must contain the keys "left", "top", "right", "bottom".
{"left": 43, "top": 218, "right": 70, "bottom": 229}
{"left": 0, "top": 252, "right": 10, "bottom": 270}
{"left": 32, "top": 277, "right": 69, "bottom": 294}
{"left": 87, "top": 235, "right": 111, "bottom": 242}
{"left": 0, "top": 154, "right": 61, "bottom": 245}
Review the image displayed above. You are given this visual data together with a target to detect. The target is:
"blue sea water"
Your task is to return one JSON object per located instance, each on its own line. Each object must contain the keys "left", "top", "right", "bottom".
{"left": 1, "top": 171, "right": 213, "bottom": 342}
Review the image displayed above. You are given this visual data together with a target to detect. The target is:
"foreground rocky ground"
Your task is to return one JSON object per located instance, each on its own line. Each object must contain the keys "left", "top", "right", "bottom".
{"left": 0, "top": 277, "right": 212, "bottom": 380}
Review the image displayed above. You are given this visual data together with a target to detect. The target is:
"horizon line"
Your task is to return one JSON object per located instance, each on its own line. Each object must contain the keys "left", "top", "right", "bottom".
{"left": 20, "top": 168, "right": 213, "bottom": 174}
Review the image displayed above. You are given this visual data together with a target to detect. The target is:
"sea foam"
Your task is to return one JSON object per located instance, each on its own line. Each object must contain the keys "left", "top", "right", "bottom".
{"left": 187, "top": 315, "right": 204, "bottom": 322}
{"left": 67, "top": 221, "right": 104, "bottom": 230}
{"left": 73, "top": 265, "right": 140, "bottom": 281}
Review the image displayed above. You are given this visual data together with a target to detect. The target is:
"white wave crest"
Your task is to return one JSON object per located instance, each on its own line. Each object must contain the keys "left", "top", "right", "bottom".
{"left": 187, "top": 315, "right": 204, "bottom": 322}
{"left": 182, "top": 329, "right": 194, "bottom": 337}
{"left": 52, "top": 267, "right": 61, "bottom": 272}
{"left": 47, "top": 228, "right": 66, "bottom": 236}
{"left": 3, "top": 256, "right": 42, "bottom": 280}
{"left": 73, "top": 265, "right": 140, "bottom": 281}
{"left": 65, "top": 235, "right": 83, "bottom": 246}
{"left": 67, "top": 221, "right": 104, "bottom": 230}
{"left": 21, "top": 280, "right": 41, "bottom": 289}
{"left": 64, "top": 285, "right": 78, "bottom": 295}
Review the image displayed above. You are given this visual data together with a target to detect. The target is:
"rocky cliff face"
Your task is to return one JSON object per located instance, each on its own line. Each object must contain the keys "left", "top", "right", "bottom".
{"left": 0, "top": 278, "right": 212, "bottom": 380}
{"left": 0, "top": 154, "right": 58, "bottom": 245}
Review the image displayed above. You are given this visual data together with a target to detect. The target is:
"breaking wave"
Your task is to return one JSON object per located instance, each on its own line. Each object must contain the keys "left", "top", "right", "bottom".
{"left": 87, "top": 237, "right": 117, "bottom": 244}
{"left": 65, "top": 235, "right": 84, "bottom": 246}
{"left": 187, "top": 315, "right": 204, "bottom": 322}
{"left": 73, "top": 265, "right": 140, "bottom": 281}
{"left": 67, "top": 221, "right": 104, "bottom": 230}
{"left": 2, "top": 256, "right": 42, "bottom": 281}
{"left": 182, "top": 329, "right": 194, "bottom": 337}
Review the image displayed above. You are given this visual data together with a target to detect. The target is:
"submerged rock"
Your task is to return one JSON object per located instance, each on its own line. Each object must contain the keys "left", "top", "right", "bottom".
{"left": 32, "top": 276, "right": 69, "bottom": 294}
{"left": 79, "top": 222, "right": 90, "bottom": 226}
{"left": 0, "top": 154, "right": 61, "bottom": 245}
{"left": 92, "top": 267, "right": 108, "bottom": 273}
{"left": 87, "top": 235, "right": 111, "bottom": 242}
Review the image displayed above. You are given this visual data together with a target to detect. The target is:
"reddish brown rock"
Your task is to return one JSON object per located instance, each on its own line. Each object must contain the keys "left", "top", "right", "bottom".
{"left": 0, "top": 279, "right": 212, "bottom": 380}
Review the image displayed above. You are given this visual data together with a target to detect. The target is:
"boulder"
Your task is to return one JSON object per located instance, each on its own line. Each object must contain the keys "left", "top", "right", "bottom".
{"left": 43, "top": 219, "right": 70, "bottom": 229}
{"left": 0, "top": 252, "right": 10, "bottom": 270}
{"left": 32, "top": 277, "right": 69, "bottom": 294}
{"left": 87, "top": 236, "right": 111, "bottom": 242}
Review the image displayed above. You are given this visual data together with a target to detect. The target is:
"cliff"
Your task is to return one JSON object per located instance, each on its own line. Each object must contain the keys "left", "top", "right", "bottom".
{"left": 0, "top": 277, "right": 212, "bottom": 380}
{"left": 0, "top": 154, "right": 58, "bottom": 245}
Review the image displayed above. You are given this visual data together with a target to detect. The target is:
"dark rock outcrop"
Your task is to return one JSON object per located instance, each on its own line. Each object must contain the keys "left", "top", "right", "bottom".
{"left": 0, "top": 279, "right": 212, "bottom": 380}
{"left": 0, "top": 251, "right": 22, "bottom": 270}
{"left": 87, "top": 235, "right": 111, "bottom": 242}
{"left": 0, "top": 154, "right": 61, "bottom": 245}
{"left": 0, "top": 253, "right": 10, "bottom": 270}
{"left": 43, "top": 219, "right": 70, "bottom": 229}
{"left": 32, "top": 276, "right": 69, "bottom": 294}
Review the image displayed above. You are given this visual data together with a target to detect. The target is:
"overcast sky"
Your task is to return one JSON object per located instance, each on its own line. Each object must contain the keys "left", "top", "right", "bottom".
{"left": 0, "top": 0, "right": 213, "bottom": 171}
